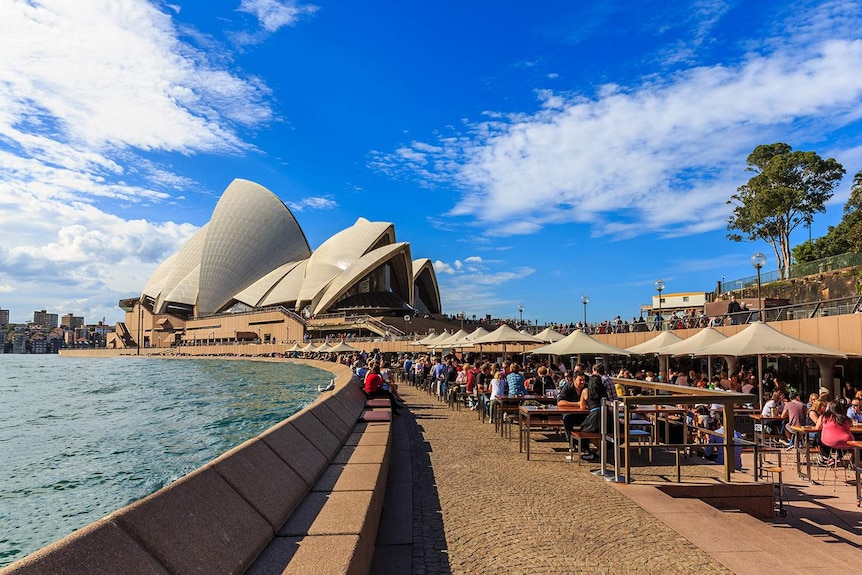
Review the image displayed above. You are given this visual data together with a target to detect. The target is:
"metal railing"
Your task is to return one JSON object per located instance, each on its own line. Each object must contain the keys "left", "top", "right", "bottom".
{"left": 648, "top": 294, "right": 862, "bottom": 331}
{"left": 720, "top": 251, "right": 862, "bottom": 293}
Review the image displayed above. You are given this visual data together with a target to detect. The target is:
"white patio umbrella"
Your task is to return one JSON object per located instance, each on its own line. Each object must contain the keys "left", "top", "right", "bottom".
{"left": 662, "top": 327, "right": 728, "bottom": 380}
{"left": 411, "top": 332, "right": 441, "bottom": 346}
{"left": 626, "top": 331, "right": 684, "bottom": 381}
{"left": 431, "top": 329, "right": 471, "bottom": 349}
{"left": 531, "top": 329, "right": 631, "bottom": 357}
{"left": 312, "top": 342, "right": 332, "bottom": 353}
{"left": 695, "top": 321, "right": 850, "bottom": 406}
{"left": 285, "top": 342, "right": 302, "bottom": 352}
{"left": 298, "top": 342, "right": 316, "bottom": 353}
{"left": 472, "top": 324, "right": 543, "bottom": 361}
{"left": 422, "top": 331, "right": 452, "bottom": 352}
{"left": 327, "top": 341, "right": 360, "bottom": 353}
{"left": 533, "top": 326, "right": 566, "bottom": 343}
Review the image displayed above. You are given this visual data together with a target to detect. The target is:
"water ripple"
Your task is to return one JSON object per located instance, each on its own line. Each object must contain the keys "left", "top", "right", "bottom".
{"left": 0, "top": 355, "right": 325, "bottom": 567}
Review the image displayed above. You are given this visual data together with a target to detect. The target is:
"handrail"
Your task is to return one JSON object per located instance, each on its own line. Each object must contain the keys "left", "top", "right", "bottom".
{"left": 609, "top": 379, "right": 756, "bottom": 483}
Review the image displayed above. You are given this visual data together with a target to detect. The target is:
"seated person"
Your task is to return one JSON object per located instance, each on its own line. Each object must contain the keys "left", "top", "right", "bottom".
{"left": 364, "top": 361, "right": 401, "bottom": 414}
{"left": 557, "top": 372, "right": 587, "bottom": 446}
{"left": 780, "top": 392, "right": 807, "bottom": 445}
{"left": 703, "top": 415, "right": 743, "bottom": 470}
{"left": 846, "top": 399, "right": 862, "bottom": 424}
{"left": 815, "top": 400, "right": 854, "bottom": 465}
{"left": 761, "top": 391, "right": 785, "bottom": 436}
{"left": 574, "top": 370, "right": 609, "bottom": 461}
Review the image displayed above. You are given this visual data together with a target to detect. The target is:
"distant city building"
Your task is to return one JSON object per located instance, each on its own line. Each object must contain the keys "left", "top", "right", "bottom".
{"left": 11, "top": 331, "right": 26, "bottom": 354}
{"left": 0, "top": 308, "right": 8, "bottom": 330}
{"left": 61, "top": 314, "right": 84, "bottom": 329}
{"left": 33, "top": 310, "right": 58, "bottom": 329}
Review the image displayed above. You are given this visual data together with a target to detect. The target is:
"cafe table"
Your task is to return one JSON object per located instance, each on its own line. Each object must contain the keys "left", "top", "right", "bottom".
{"left": 787, "top": 425, "right": 818, "bottom": 483}
{"left": 518, "top": 405, "right": 588, "bottom": 460}
{"left": 492, "top": 395, "right": 556, "bottom": 437}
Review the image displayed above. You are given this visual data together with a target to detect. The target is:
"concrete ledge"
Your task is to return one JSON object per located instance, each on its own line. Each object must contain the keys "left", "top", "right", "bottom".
{"left": 0, "top": 519, "right": 168, "bottom": 575}
{"left": 113, "top": 466, "right": 273, "bottom": 575}
{"left": 210, "top": 437, "right": 308, "bottom": 530}
{"left": 261, "top": 420, "right": 328, "bottom": 486}
{"left": 311, "top": 402, "right": 353, "bottom": 443}
{"left": 290, "top": 409, "right": 344, "bottom": 461}
{"left": 249, "top": 403, "right": 392, "bottom": 575}
{"left": 246, "top": 535, "right": 365, "bottom": 575}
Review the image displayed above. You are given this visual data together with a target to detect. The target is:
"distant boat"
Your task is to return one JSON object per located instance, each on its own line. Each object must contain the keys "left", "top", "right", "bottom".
{"left": 318, "top": 378, "right": 335, "bottom": 393}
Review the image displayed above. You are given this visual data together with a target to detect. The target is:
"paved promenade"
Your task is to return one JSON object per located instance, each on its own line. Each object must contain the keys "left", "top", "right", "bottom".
{"left": 372, "top": 386, "right": 733, "bottom": 574}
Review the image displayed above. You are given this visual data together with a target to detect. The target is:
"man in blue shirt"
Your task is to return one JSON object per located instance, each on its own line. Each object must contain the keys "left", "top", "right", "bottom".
{"left": 847, "top": 399, "right": 862, "bottom": 423}
{"left": 431, "top": 357, "right": 446, "bottom": 397}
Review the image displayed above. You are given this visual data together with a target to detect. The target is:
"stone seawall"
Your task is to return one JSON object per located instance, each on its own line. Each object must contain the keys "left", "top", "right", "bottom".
{"left": 1, "top": 358, "right": 363, "bottom": 575}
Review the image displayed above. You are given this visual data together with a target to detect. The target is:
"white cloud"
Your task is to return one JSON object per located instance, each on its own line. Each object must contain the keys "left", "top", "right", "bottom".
{"left": 0, "top": 285, "right": 13, "bottom": 293}
{"left": 374, "top": 4, "right": 862, "bottom": 240}
{"left": 238, "top": 0, "right": 318, "bottom": 34}
{"left": 287, "top": 196, "right": 338, "bottom": 211}
{"left": 0, "top": 0, "right": 296, "bottom": 321}
{"left": 465, "top": 256, "right": 483, "bottom": 263}
{"left": 434, "top": 260, "right": 456, "bottom": 274}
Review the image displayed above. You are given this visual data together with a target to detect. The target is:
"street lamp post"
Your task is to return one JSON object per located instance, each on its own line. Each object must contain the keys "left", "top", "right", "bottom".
{"left": 751, "top": 252, "right": 766, "bottom": 322}
{"left": 580, "top": 295, "right": 589, "bottom": 327}
{"left": 654, "top": 279, "right": 666, "bottom": 331}
{"left": 517, "top": 305, "right": 524, "bottom": 327}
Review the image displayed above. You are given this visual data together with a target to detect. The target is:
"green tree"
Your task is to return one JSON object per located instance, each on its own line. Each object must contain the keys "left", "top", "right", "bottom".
{"left": 792, "top": 168, "right": 862, "bottom": 263}
{"left": 727, "top": 143, "right": 845, "bottom": 278}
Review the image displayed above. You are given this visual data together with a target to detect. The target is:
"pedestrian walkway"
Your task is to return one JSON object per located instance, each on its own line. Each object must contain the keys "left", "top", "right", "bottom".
{"left": 370, "top": 385, "right": 862, "bottom": 574}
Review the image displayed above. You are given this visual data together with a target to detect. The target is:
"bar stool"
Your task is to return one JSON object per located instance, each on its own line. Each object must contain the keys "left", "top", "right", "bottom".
{"left": 762, "top": 465, "right": 787, "bottom": 517}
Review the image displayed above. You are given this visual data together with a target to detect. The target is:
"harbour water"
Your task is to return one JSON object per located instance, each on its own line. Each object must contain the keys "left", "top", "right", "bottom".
{"left": 0, "top": 354, "right": 327, "bottom": 567}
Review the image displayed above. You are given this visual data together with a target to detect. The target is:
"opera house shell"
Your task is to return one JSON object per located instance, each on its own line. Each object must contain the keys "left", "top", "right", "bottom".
{"left": 144, "top": 178, "right": 441, "bottom": 317}
{"left": 114, "top": 179, "right": 440, "bottom": 348}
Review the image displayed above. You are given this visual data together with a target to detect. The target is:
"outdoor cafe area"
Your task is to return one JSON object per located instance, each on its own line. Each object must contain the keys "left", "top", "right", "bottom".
{"left": 414, "top": 373, "right": 862, "bottom": 531}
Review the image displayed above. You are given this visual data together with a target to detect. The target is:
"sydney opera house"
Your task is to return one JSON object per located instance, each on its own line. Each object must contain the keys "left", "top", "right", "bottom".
{"left": 108, "top": 179, "right": 441, "bottom": 349}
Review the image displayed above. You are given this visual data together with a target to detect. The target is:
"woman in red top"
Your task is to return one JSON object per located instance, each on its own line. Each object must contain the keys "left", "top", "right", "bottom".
{"left": 815, "top": 400, "right": 854, "bottom": 464}
{"left": 364, "top": 361, "right": 401, "bottom": 413}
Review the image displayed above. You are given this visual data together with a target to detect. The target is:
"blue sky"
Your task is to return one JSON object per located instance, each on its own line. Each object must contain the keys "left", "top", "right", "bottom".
{"left": 1, "top": 0, "right": 862, "bottom": 326}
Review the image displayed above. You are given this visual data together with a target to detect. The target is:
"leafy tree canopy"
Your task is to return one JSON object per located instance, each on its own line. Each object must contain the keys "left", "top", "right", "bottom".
{"left": 727, "top": 143, "right": 845, "bottom": 278}
{"left": 793, "top": 169, "right": 862, "bottom": 262}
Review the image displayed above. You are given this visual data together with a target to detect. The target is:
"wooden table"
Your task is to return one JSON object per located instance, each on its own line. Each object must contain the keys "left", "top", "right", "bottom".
{"left": 750, "top": 413, "right": 785, "bottom": 445}
{"left": 491, "top": 395, "right": 556, "bottom": 437}
{"left": 787, "top": 425, "right": 818, "bottom": 484}
{"left": 518, "top": 405, "right": 587, "bottom": 460}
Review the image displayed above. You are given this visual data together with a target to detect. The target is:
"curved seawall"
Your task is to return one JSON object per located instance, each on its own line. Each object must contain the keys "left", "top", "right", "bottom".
{"left": 1, "top": 358, "right": 381, "bottom": 575}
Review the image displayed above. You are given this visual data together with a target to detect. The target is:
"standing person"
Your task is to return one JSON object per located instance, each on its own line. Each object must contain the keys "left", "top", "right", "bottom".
{"left": 488, "top": 370, "right": 504, "bottom": 423}
{"left": 727, "top": 295, "right": 742, "bottom": 325}
{"left": 364, "top": 361, "right": 401, "bottom": 414}
{"left": 430, "top": 357, "right": 446, "bottom": 397}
